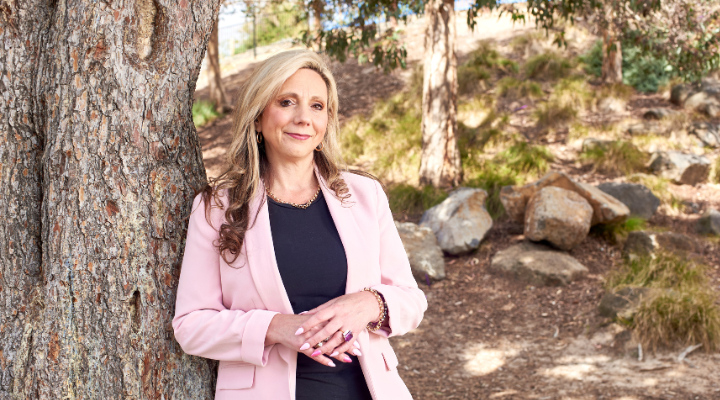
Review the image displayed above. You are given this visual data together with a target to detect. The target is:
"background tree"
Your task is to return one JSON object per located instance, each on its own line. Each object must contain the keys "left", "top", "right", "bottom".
{"left": 0, "top": 0, "right": 220, "bottom": 398}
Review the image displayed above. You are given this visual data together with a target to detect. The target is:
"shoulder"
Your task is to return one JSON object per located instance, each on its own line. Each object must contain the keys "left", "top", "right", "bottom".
{"left": 189, "top": 188, "right": 230, "bottom": 228}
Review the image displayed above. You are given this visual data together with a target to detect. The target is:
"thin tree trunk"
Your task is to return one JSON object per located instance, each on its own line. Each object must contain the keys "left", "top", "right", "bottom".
{"left": 0, "top": 0, "right": 221, "bottom": 398}
{"left": 310, "top": 0, "right": 324, "bottom": 51}
{"left": 420, "top": 0, "right": 462, "bottom": 188}
{"left": 207, "top": 18, "right": 232, "bottom": 113}
{"left": 601, "top": 35, "right": 623, "bottom": 84}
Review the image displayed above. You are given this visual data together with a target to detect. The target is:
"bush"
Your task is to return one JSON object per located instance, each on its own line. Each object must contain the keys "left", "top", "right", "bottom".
{"left": 497, "top": 77, "right": 544, "bottom": 100}
{"left": 535, "top": 78, "right": 592, "bottom": 129}
{"left": 386, "top": 184, "right": 448, "bottom": 216}
{"left": 458, "top": 42, "right": 518, "bottom": 95}
{"left": 580, "top": 140, "right": 648, "bottom": 176}
{"left": 581, "top": 39, "right": 672, "bottom": 93}
{"left": 192, "top": 100, "right": 223, "bottom": 127}
{"left": 525, "top": 52, "right": 574, "bottom": 81}
{"left": 607, "top": 252, "right": 720, "bottom": 351}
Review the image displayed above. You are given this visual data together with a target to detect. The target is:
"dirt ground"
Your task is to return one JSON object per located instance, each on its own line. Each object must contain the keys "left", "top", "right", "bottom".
{"left": 194, "top": 12, "right": 720, "bottom": 400}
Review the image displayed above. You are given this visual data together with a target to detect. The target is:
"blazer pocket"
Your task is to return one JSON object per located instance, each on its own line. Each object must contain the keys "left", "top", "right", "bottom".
{"left": 381, "top": 349, "right": 399, "bottom": 372}
{"left": 216, "top": 361, "right": 255, "bottom": 390}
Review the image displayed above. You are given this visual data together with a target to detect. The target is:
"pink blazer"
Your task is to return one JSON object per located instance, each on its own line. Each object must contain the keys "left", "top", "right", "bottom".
{"left": 173, "top": 171, "right": 428, "bottom": 400}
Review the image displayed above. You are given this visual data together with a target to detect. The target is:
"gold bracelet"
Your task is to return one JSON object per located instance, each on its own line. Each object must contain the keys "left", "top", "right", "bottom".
{"left": 363, "top": 287, "right": 387, "bottom": 332}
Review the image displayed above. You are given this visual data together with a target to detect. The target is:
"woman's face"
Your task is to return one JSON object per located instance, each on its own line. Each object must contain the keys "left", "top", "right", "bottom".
{"left": 255, "top": 68, "right": 329, "bottom": 165}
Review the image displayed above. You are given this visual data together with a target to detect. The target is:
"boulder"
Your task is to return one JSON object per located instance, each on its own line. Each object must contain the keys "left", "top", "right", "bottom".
{"left": 598, "top": 287, "right": 655, "bottom": 320}
{"left": 670, "top": 83, "right": 720, "bottom": 117}
{"left": 643, "top": 107, "right": 679, "bottom": 120}
{"left": 420, "top": 187, "right": 493, "bottom": 255}
{"left": 697, "top": 209, "right": 720, "bottom": 236}
{"left": 670, "top": 84, "right": 695, "bottom": 106}
{"left": 489, "top": 241, "right": 588, "bottom": 286}
{"left": 649, "top": 151, "right": 711, "bottom": 185}
{"left": 684, "top": 91, "right": 720, "bottom": 117}
{"left": 623, "top": 231, "right": 704, "bottom": 259}
{"left": 596, "top": 182, "right": 660, "bottom": 220}
{"left": 395, "top": 221, "right": 446, "bottom": 281}
{"left": 689, "top": 122, "right": 720, "bottom": 148}
{"left": 524, "top": 187, "right": 593, "bottom": 250}
{"left": 500, "top": 171, "right": 630, "bottom": 225}
{"left": 626, "top": 121, "right": 667, "bottom": 136}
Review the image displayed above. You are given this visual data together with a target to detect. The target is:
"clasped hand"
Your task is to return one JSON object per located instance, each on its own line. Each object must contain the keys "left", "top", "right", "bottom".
{"left": 265, "top": 291, "right": 381, "bottom": 367}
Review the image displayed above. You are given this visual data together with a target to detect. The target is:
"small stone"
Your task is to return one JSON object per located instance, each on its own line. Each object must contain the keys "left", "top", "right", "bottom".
{"left": 524, "top": 187, "right": 593, "bottom": 250}
{"left": 649, "top": 151, "right": 711, "bottom": 185}
{"left": 489, "top": 241, "right": 588, "bottom": 286}
{"left": 596, "top": 182, "right": 660, "bottom": 220}
{"left": 598, "top": 287, "right": 655, "bottom": 320}
{"left": 420, "top": 187, "right": 493, "bottom": 255}
{"left": 697, "top": 209, "right": 720, "bottom": 236}
{"left": 684, "top": 91, "right": 720, "bottom": 117}
{"left": 670, "top": 84, "right": 695, "bottom": 106}
{"left": 395, "top": 221, "right": 446, "bottom": 281}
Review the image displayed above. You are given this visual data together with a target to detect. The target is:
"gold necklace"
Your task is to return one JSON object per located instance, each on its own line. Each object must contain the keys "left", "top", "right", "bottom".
{"left": 266, "top": 186, "right": 321, "bottom": 209}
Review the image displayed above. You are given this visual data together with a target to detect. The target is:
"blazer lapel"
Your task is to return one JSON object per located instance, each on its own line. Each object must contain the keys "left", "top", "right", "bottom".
{"left": 317, "top": 171, "right": 371, "bottom": 294}
{"left": 243, "top": 182, "right": 294, "bottom": 316}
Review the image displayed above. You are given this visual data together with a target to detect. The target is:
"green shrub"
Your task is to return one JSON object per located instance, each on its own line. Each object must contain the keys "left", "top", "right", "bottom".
{"left": 607, "top": 252, "right": 720, "bottom": 351}
{"left": 591, "top": 216, "right": 647, "bottom": 243}
{"left": 497, "top": 142, "right": 554, "bottom": 176}
{"left": 525, "top": 52, "right": 574, "bottom": 81}
{"left": 192, "top": 100, "right": 223, "bottom": 127}
{"left": 581, "top": 39, "right": 672, "bottom": 93}
{"left": 580, "top": 140, "right": 648, "bottom": 176}
{"left": 458, "top": 42, "right": 518, "bottom": 95}
{"left": 497, "top": 77, "right": 544, "bottom": 100}
{"left": 386, "top": 184, "right": 448, "bottom": 216}
{"left": 534, "top": 78, "right": 592, "bottom": 129}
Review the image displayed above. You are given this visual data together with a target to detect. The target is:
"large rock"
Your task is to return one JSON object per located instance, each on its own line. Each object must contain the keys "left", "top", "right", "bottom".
{"left": 643, "top": 107, "right": 679, "bottom": 120}
{"left": 596, "top": 182, "right": 660, "bottom": 220}
{"left": 500, "top": 171, "right": 630, "bottom": 225}
{"left": 420, "top": 187, "right": 493, "bottom": 255}
{"left": 649, "top": 151, "right": 711, "bottom": 185}
{"left": 524, "top": 187, "right": 593, "bottom": 250}
{"left": 689, "top": 122, "right": 720, "bottom": 148}
{"left": 670, "top": 83, "right": 720, "bottom": 117}
{"left": 395, "top": 221, "right": 446, "bottom": 281}
{"left": 489, "top": 241, "right": 588, "bottom": 286}
{"left": 623, "top": 231, "right": 704, "bottom": 259}
{"left": 697, "top": 209, "right": 720, "bottom": 236}
{"left": 598, "top": 287, "right": 656, "bottom": 320}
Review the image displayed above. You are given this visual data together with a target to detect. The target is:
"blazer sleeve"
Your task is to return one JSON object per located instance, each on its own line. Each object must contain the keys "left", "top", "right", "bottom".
{"left": 369, "top": 180, "right": 428, "bottom": 338}
{"left": 172, "top": 194, "right": 278, "bottom": 366}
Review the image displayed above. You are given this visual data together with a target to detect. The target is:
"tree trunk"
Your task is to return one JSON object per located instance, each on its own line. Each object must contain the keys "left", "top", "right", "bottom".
{"left": 0, "top": 1, "right": 221, "bottom": 398}
{"left": 601, "top": 35, "right": 623, "bottom": 84}
{"left": 207, "top": 18, "right": 232, "bottom": 113}
{"left": 420, "top": 0, "right": 462, "bottom": 188}
{"left": 310, "top": 0, "right": 324, "bottom": 51}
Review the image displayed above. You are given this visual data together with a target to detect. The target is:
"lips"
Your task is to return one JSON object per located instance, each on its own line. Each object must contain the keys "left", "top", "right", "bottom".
{"left": 285, "top": 132, "right": 311, "bottom": 140}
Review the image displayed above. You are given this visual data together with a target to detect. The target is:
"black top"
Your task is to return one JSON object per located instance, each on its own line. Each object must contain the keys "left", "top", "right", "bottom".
{"left": 267, "top": 191, "right": 372, "bottom": 400}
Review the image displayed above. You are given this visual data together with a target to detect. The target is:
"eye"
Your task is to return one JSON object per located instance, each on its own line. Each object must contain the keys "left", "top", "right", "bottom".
{"left": 279, "top": 99, "right": 293, "bottom": 107}
{"left": 313, "top": 103, "right": 324, "bottom": 110}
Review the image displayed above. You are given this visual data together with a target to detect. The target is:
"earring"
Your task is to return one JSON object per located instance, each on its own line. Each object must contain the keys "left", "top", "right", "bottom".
{"left": 315, "top": 142, "right": 324, "bottom": 151}
{"left": 256, "top": 131, "right": 263, "bottom": 144}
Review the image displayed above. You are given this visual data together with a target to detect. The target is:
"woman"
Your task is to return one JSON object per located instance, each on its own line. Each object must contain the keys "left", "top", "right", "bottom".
{"left": 173, "top": 49, "right": 427, "bottom": 400}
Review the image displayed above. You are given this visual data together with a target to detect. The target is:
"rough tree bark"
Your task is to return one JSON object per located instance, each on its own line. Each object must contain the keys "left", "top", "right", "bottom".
{"left": 420, "top": 0, "right": 462, "bottom": 188}
{"left": 601, "top": 35, "right": 623, "bottom": 83}
{"left": 0, "top": 0, "right": 221, "bottom": 398}
{"left": 207, "top": 18, "right": 232, "bottom": 113}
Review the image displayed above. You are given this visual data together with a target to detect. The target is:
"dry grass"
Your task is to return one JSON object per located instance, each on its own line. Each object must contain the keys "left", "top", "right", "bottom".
{"left": 607, "top": 252, "right": 720, "bottom": 352}
{"left": 579, "top": 140, "right": 649, "bottom": 176}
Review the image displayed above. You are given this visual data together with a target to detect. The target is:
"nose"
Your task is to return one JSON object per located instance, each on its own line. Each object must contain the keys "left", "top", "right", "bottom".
{"left": 293, "top": 104, "right": 312, "bottom": 127}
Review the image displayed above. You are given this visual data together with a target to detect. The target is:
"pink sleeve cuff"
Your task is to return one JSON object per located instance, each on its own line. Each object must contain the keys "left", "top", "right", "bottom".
{"left": 240, "top": 310, "right": 279, "bottom": 366}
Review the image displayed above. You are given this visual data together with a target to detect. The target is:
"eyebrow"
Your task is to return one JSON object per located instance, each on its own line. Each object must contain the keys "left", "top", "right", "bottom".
{"left": 277, "top": 92, "right": 327, "bottom": 103}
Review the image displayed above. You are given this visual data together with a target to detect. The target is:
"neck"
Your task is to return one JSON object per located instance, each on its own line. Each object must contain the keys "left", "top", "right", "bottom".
{"left": 265, "top": 155, "right": 318, "bottom": 197}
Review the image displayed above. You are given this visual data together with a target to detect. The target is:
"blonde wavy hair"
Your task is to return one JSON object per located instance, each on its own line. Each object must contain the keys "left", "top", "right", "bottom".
{"left": 202, "top": 49, "right": 362, "bottom": 264}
